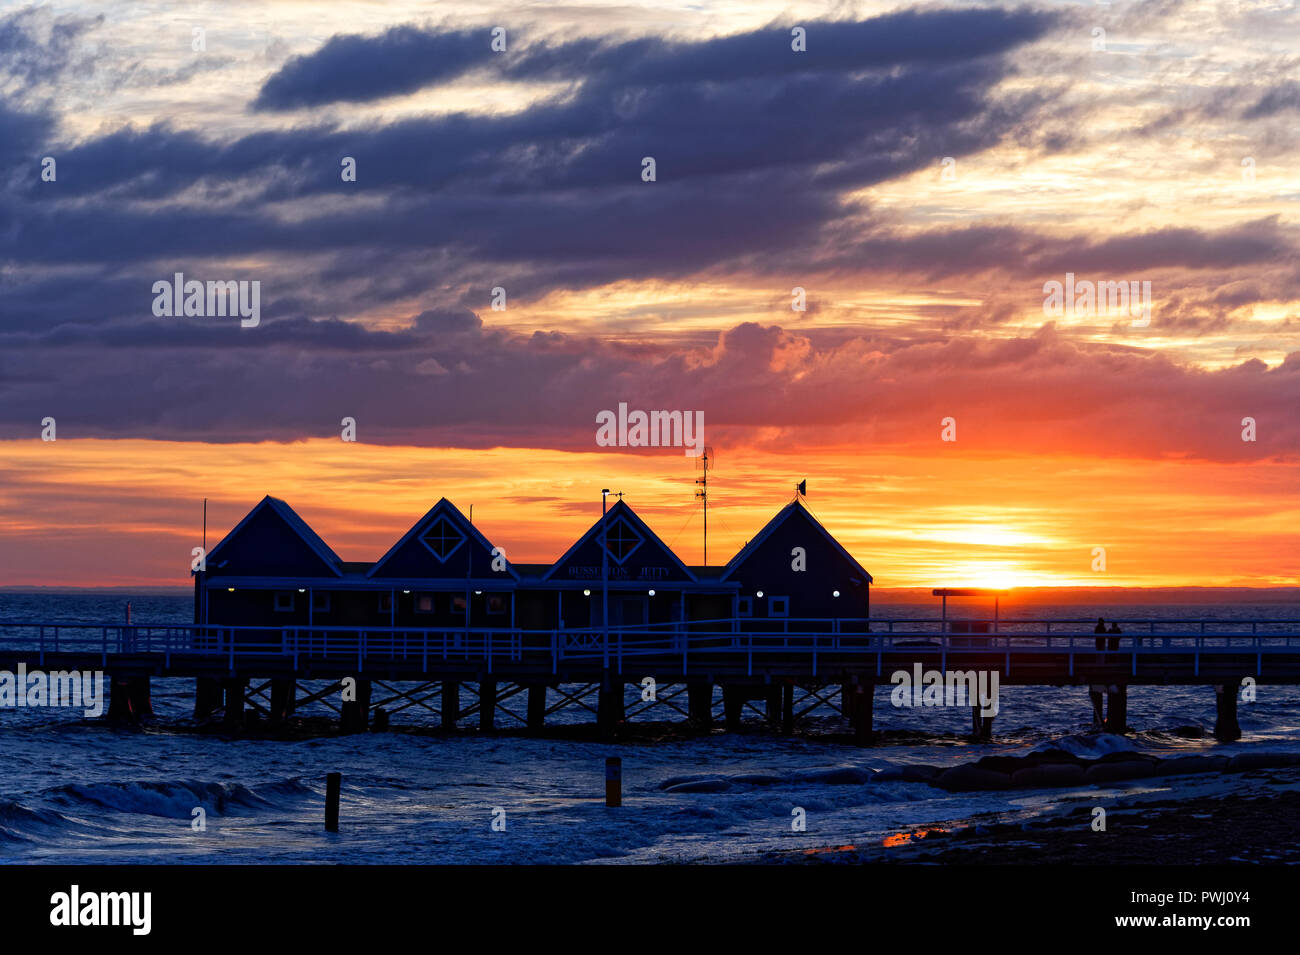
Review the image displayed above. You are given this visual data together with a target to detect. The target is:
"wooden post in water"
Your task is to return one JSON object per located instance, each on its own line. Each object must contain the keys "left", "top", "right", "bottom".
{"left": 526, "top": 684, "right": 547, "bottom": 734}
{"left": 1104, "top": 684, "right": 1128, "bottom": 734}
{"left": 687, "top": 682, "right": 713, "bottom": 728}
{"left": 194, "top": 677, "right": 223, "bottom": 720}
{"left": 270, "top": 678, "right": 295, "bottom": 725}
{"left": 324, "top": 772, "right": 341, "bottom": 832}
{"left": 1088, "top": 685, "right": 1105, "bottom": 727}
{"left": 1214, "top": 683, "right": 1242, "bottom": 742}
{"left": 479, "top": 679, "right": 496, "bottom": 734}
{"left": 222, "top": 678, "right": 245, "bottom": 726}
{"left": 781, "top": 683, "right": 795, "bottom": 735}
{"left": 597, "top": 677, "right": 623, "bottom": 739}
{"left": 853, "top": 683, "right": 874, "bottom": 746}
{"left": 764, "top": 686, "right": 782, "bottom": 726}
{"left": 971, "top": 705, "right": 993, "bottom": 742}
{"left": 441, "top": 680, "right": 459, "bottom": 731}
{"left": 605, "top": 757, "right": 622, "bottom": 807}
{"left": 722, "top": 685, "right": 743, "bottom": 732}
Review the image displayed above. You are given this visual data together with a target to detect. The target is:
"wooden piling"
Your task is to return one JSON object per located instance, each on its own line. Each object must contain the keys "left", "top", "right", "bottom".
{"left": 853, "top": 683, "right": 874, "bottom": 745}
{"left": 605, "top": 757, "right": 622, "bottom": 807}
{"left": 1104, "top": 684, "right": 1128, "bottom": 734}
{"left": 107, "top": 675, "right": 133, "bottom": 722}
{"left": 127, "top": 676, "right": 152, "bottom": 717}
{"left": 221, "top": 678, "right": 245, "bottom": 726}
{"left": 526, "top": 684, "right": 547, "bottom": 733}
{"left": 269, "top": 678, "right": 295, "bottom": 725}
{"left": 597, "top": 678, "right": 623, "bottom": 739}
{"left": 340, "top": 677, "right": 371, "bottom": 734}
{"left": 1214, "top": 683, "right": 1242, "bottom": 742}
{"left": 781, "top": 683, "right": 795, "bottom": 735}
{"left": 722, "top": 685, "right": 744, "bottom": 732}
{"left": 194, "top": 677, "right": 223, "bottom": 720}
{"left": 442, "top": 680, "right": 459, "bottom": 731}
{"left": 764, "top": 686, "right": 782, "bottom": 726}
{"left": 324, "top": 772, "right": 341, "bottom": 832}
{"left": 479, "top": 679, "right": 497, "bottom": 734}
{"left": 1088, "top": 685, "right": 1105, "bottom": 727}
{"left": 687, "top": 682, "right": 713, "bottom": 728}
{"left": 971, "top": 705, "right": 993, "bottom": 742}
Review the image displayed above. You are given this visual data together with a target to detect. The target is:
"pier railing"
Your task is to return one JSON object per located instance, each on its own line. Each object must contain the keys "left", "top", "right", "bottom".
{"left": 1, "top": 617, "right": 1299, "bottom": 677}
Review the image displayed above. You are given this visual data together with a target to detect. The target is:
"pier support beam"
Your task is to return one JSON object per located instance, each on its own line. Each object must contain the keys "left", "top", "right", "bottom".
{"left": 764, "top": 687, "right": 782, "bottom": 726}
{"left": 848, "top": 683, "right": 874, "bottom": 746}
{"left": 687, "top": 682, "right": 713, "bottom": 728}
{"left": 340, "top": 677, "right": 371, "bottom": 734}
{"left": 195, "top": 677, "right": 223, "bottom": 721}
{"left": 1104, "top": 684, "right": 1128, "bottom": 734}
{"left": 526, "top": 684, "right": 547, "bottom": 734}
{"left": 1214, "top": 684, "right": 1242, "bottom": 742}
{"left": 441, "top": 681, "right": 459, "bottom": 731}
{"left": 222, "top": 678, "right": 246, "bottom": 727}
{"left": 107, "top": 675, "right": 134, "bottom": 723}
{"left": 781, "top": 683, "right": 795, "bottom": 735}
{"left": 722, "top": 686, "right": 744, "bottom": 732}
{"left": 1089, "top": 685, "right": 1106, "bottom": 728}
{"left": 597, "top": 678, "right": 623, "bottom": 739}
{"left": 479, "top": 680, "right": 497, "bottom": 734}
{"left": 269, "top": 678, "right": 296, "bottom": 725}
{"left": 971, "top": 705, "right": 993, "bottom": 742}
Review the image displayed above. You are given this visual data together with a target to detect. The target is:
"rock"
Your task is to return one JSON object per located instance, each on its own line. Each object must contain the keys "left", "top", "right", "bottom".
{"left": 1225, "top": 753, "right": 1300, "bottom": 773}
{"left": 975, "top": 755, "right": 1026, "bottom": 774}
{"left": 1011, "top": 764, "right": 1086, "bottom": 788}
{"left": 936, "top": 764, "right": 1013, "bottom": 792}
{"left": 1085, "top": 761, "right": 1156, "bottom": 784}
{"left": 901, "top": 764, "right": 944, "bottom": 783}
{"left": 1154, "top": 755, "right": 1229, "bottom": 777}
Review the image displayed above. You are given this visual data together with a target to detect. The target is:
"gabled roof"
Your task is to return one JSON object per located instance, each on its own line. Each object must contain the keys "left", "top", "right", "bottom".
{"left": 207, "top": 496, "right": 343, "bottom": 577}
{"left": 543, "top": 499, "right": 698, "bottom": 582}
{"left": 721, "top": 498, "right": 872, "bottom": 584}
{"left": 367, "top": 498, "right": 518, "bottom": 580}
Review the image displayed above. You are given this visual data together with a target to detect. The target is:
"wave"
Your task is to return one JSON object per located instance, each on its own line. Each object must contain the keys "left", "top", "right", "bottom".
{"left": 41, "top": 777, "right": 315, "bottom": 818}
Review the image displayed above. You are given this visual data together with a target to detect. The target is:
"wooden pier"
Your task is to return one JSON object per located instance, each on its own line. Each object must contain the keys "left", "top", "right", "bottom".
{"left": 2, "top": 616, "right": 1298, "bottom": 743}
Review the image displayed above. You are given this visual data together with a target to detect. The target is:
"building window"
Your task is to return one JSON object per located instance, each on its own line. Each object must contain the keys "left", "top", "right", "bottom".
{"left": 487, "top": 595, "right": 507, "bottom": 615}
{"left": 451, "top": 595, "right": 467, "bottom": 614}
{"left": 378, "top": 593, "right": 393, "bottom": 613}
{"left": 415, "top": 593, "right": 436, "bottom": 614}
{"left": 274, "top": 592, "right": 295, "bottom": 612}
{"left": 737, "top": 596, "right": 753, "bottom": 617}
{"left": 768, "top": 596, "right": 789, "bottom": 617}
{"left": 602, "top": 517, "right": 643, "bottom": 564}
{"left": 311, "top": 592, "right": 331, "bottom": 613}
{"left": 420, "top": 517, "right": 466, "bottom": 562}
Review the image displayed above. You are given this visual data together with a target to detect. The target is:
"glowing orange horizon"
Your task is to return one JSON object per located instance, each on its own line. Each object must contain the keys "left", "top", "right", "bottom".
{"left": 1, "top": 438, "right": 1297, "bottom": 591}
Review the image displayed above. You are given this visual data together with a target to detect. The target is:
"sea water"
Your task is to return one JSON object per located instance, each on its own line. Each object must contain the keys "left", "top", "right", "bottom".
{"left": 1, "top": 594, "right": 1297, "bottom": 864}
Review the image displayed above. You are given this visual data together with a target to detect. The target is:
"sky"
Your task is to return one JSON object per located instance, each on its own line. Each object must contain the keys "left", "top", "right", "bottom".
{"left": 1, "top": 0, "right": 1298, "bottom": 590}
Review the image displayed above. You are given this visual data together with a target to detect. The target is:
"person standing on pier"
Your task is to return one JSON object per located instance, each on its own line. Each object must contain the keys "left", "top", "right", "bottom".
{"left": 1106, "top": 621, "right": 1122, "bottom": 652}
{"left": 1094, "top": 617, "right": 1107, "bottom": 651}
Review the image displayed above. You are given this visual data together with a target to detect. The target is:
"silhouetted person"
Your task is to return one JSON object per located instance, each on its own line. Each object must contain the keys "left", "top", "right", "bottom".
{"left": 1107, "top": 621, "right": 1122, "bottom": 652}
{"left": 1094, "top": 617, "right": 1107, "bottom": 651}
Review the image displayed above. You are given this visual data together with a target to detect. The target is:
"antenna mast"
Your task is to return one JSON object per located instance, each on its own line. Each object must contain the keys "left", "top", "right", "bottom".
{"left": 695, "top": 447, "right": 714, "bottom": 564}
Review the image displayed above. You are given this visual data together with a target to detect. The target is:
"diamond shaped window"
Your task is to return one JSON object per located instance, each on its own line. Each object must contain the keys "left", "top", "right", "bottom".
{"left": 602, "top": 517, "right": 642, "bottom": 564}
{"left": 420, "top": 517, "right": 465, "bottom": 562}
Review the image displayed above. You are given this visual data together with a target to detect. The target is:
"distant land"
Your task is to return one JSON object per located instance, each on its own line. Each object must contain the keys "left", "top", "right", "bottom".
{"left": 1, "top": 585, "right": 1298, "bottom": 605}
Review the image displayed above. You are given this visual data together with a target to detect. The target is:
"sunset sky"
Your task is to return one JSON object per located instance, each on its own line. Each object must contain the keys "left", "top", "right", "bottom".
{"left": 1, "top": 1, "right": 1298, "bottom": 590}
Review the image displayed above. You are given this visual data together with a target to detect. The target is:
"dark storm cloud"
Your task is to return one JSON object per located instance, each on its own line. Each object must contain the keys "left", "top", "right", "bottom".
{"left": 251, "top": 9, "right": 1056, "bottom": 111}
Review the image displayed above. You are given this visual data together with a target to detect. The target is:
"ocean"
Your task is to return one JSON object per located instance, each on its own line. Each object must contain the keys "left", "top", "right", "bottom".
{"left": 1, "top": 593, "right": 1298, "bottom": 864}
